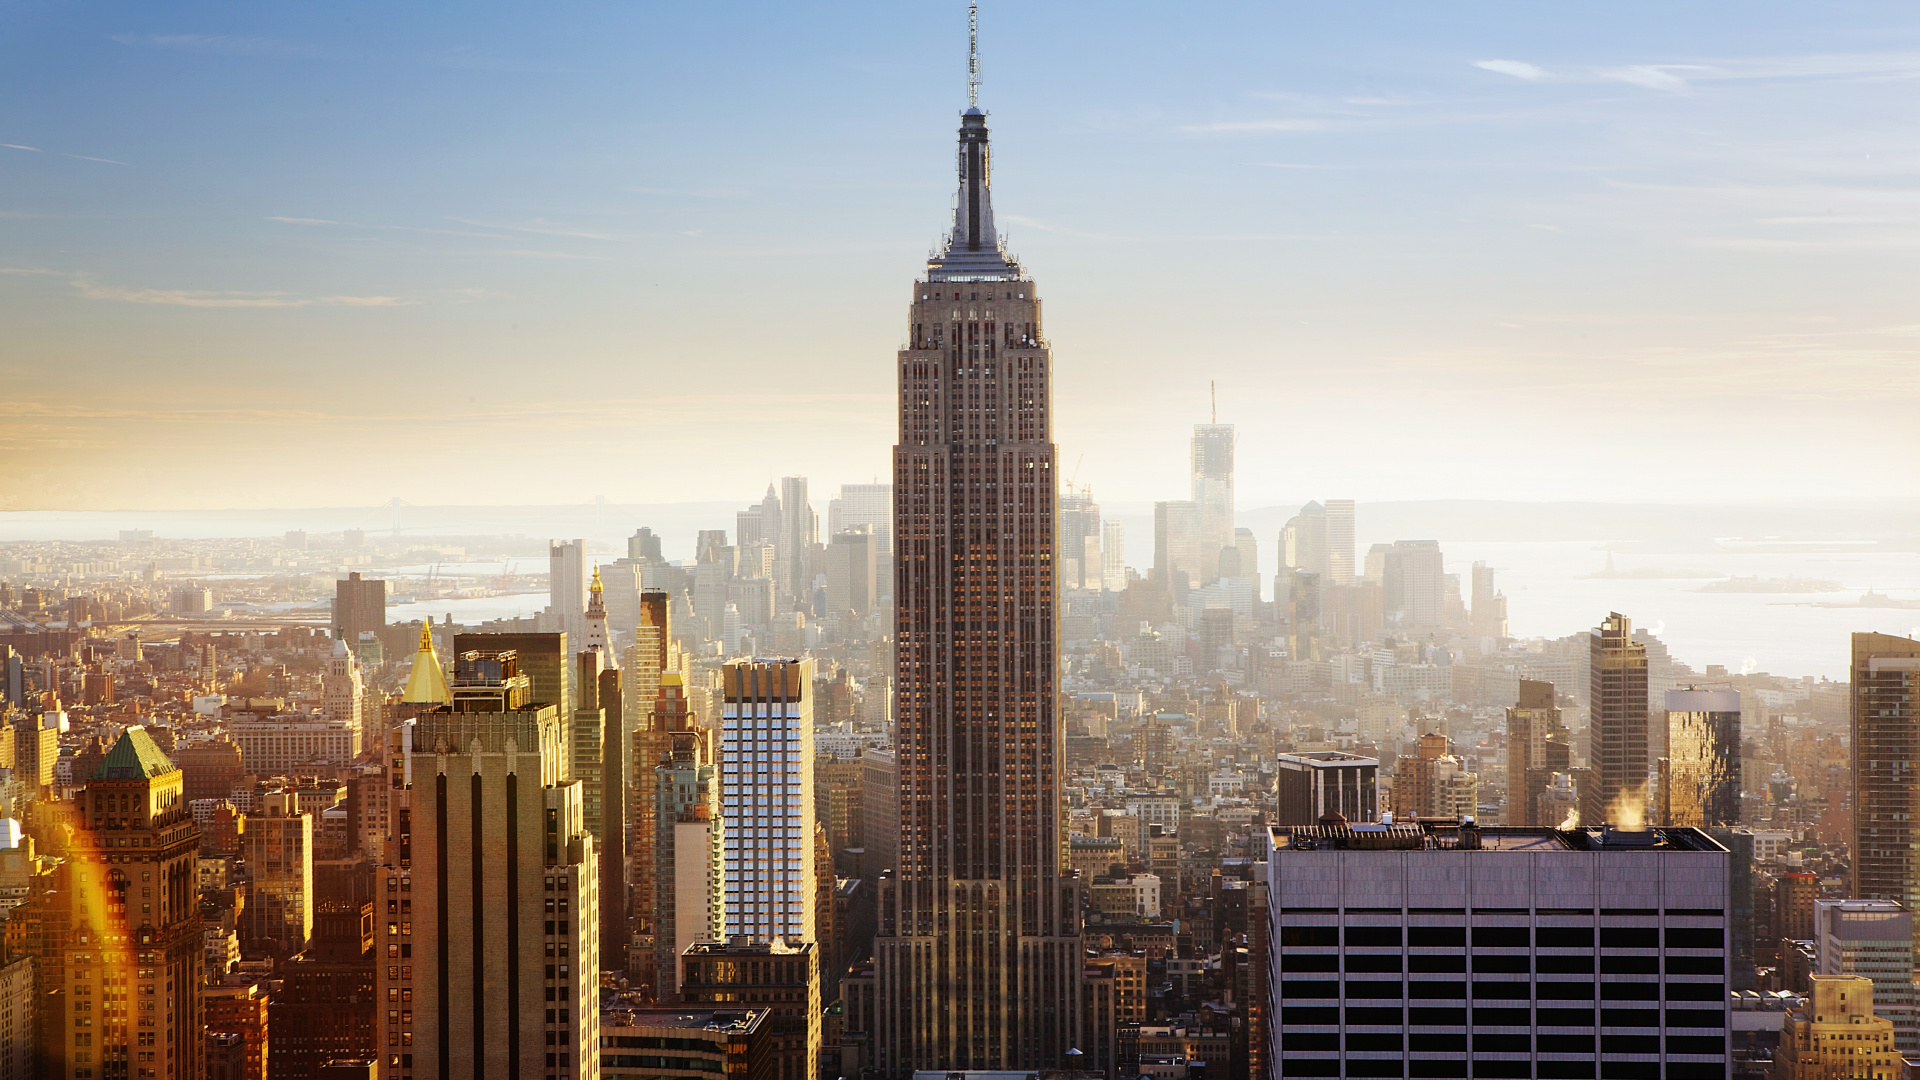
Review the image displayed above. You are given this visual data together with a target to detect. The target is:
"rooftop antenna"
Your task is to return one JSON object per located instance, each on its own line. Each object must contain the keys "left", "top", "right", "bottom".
{"left": 1211, "top": 380, "right": 1217, "bottom": 425}
{"left": 968, "top": 2, "right": 981, "bottom": 108}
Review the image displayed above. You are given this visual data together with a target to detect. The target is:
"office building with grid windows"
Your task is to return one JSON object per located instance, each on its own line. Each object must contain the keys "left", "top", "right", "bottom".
{"left": 1267, "top": 820, "right": 1730, "bottom": 1079}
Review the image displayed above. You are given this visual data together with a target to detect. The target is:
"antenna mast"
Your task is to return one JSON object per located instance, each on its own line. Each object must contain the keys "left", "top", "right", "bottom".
{"left": 1211, "top": 380, "right": 1217, "bottom": 425}
{"left": 968, "top": 2, "right": 981, "bottom": 108}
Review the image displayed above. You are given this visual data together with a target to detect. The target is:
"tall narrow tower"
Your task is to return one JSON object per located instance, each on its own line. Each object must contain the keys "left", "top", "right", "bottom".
{"left": 875, "top": 16, "right": 1081, "bottom": 1071}
{"left": 1589, "top": 611, "right": 1650, "bottom": 825}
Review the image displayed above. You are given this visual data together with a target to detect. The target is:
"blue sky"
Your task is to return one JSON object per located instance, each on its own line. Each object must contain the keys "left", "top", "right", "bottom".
{"left": 3, "top": 2, "right": 1918, "bottom": 511}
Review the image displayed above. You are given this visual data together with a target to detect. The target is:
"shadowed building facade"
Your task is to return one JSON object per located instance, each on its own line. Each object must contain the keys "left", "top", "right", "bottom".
{"left": 873, "top": 86, "right": 1081, "bottom": 1073}
{"left": 1851, "top": 632, "right": 1920, "bottom": 955}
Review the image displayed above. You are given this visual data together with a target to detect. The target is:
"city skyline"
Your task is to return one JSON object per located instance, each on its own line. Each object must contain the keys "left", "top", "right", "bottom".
{"left": 0, "top": 7, "right": 1915, "bottom": 1079}
{"left": 5, "top": 2, "right": 1919, "bottom": 509}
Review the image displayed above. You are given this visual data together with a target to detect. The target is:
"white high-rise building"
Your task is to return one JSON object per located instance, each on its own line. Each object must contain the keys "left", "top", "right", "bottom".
{"left": 828, "top": 483, "right": 893, "bottom": 560}
{"left": 1324, "top": 498, "right": 1356, "bottom": 584}
{"left": 1190, "top": 423, "right": 1235, "bottom": 585}
{"left": 550, "top": 538, "right": 589, "bottom": 644}
{"left": 1101, "top": 520, "right": 1127, "bottom": 593}
{"left": 1385, "top": 539, "right": 1447, "bottom": 628}
{"left": 719, "top": 658, "right": 815, "bottom": 943}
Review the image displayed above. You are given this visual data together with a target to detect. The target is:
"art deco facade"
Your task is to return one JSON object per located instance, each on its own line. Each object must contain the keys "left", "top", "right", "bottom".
{"left": 390, "top": 648, "right": 599, "bottom": 1080}
{"left": 874, "top": 100, "right": 1081, "bottom": 1074}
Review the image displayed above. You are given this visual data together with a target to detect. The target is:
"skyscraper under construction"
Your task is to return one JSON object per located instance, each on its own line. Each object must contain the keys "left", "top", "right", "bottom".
{"left": 873, "top": 29, "right": 1081, "bottom": 1073}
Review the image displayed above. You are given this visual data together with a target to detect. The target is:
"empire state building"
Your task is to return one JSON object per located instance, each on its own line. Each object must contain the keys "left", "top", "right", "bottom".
{"left": 873, "top": 84, "right": 1083, "bottom": 1073}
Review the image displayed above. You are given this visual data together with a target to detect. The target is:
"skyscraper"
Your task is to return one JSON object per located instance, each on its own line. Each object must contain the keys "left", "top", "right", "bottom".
{"left": 876, "top": 56, "right": 1081, "bottom": 1072}
{"left": 1851, "top": 632, "right": 1920, "bottom": 930}
{"left": 241, "top": 789, "right": 314, "bottom": 956}
{"left": 719, "top": 659, "right": 818, "bottom": 1080}
{"left": 827, "top": 483, "right": 893, "bottom": 562}
{"left": 47, "top": 728, "right": 203, "bottom": 1080}
{"left": 1382, "top": 539, "right": 1446, "bottom": 628}
{"left": 550, "top": 538, "right": 588, "bottom": 644}
{"left": 1153, "top": 499, "right": 1203, "bottom": 592}
{"left": 653, "top": 725, "right": 723, "bottom": 1001}
{"left": 1323, "top": 498, "right": 1356, "bottom": 585}
{"left": 1590, "top": 612, "right": 1650, "bottom": 827}
{"left": 333, "top": 572, "right": 386, "bottom": 651}
{"left": 1504, "top": 680, "right": 1571, "bottom": 827}
{"left": 1100, "top": 519, "right": 1126, "bottom": 592}
{"left": 1282, "top": 500, "right": 1327, "bottom": 575}
{"left": 624, "top": 590, "right": 682, "bottom": 975}
{"left": 398, "top": 648, "right": 599, "bottom": 1079}
{"left": 720, "top": 659, "right": 815, "bottom": 944}
{"left": 1469, "top": 561, "right": 1508, "bottom": 645}
{"left": 778, "top": 477, "right": 817, "bottom": 607}
{"left": 1660, "top": 688, "right": 1741, "bottom": 828}
{"left": 824, "top": 528, "right": 877, "bottom": 619}
{"left": 1057, "top": 485, "right": 1102, "bottom": 591}
{"left": 1190, "top": 421, "right": 1235, "bottom": 583}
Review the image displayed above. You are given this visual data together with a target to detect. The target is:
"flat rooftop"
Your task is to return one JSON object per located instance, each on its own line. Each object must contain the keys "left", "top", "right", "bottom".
{"left": 597, "top": 1000, "right": 765, "bottom": 1034}
{"left": 1270, "top": 822, "right": 1727, "bottom": 853}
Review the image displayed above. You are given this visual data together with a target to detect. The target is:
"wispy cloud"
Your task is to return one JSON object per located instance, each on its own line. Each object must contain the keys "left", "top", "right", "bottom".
{"left": 1602, "top": 65, "right": 1698, "bottom": 91}
{"left": 497, "top": 249, "right": 610, "bottom": 261}
{"left": 1475, "top": 59, "right": 1547, "bottom": 81}
{"left": 1182, "top": 118, "right": 1330, "bottom": 134}
{"left": 1474, "top": 51, "right": 1920, "bottom": 91}
{"left": 2, "top": 268, "right": 410, "bottom": 307}
{"left": 267, "top": 216, "right": 350, "bottom": 226}
{"left": 64, "top": 153, "right": 129, "bottom": 166}
{"left": 75, "top": 282, "right": 409, "bottom": 307}
{"left": 447, "top": 217, "right": 627, "bottom": 241}
{"left": 2, "top": 144, "right": 40, "bottom": 153}
{"left": 629, "top": 185, "right": 750, "bottom": 200}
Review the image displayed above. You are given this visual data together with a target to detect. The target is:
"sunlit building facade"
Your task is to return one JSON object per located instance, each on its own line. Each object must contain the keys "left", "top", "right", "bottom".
{"left": 1660, "top": 688, "right": 1741, "bottom": 828}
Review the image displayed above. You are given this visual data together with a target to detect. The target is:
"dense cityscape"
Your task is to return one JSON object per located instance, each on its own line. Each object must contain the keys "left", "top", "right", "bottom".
{"left": 6, "top": 6, "right": 1918, "bottom": 1080}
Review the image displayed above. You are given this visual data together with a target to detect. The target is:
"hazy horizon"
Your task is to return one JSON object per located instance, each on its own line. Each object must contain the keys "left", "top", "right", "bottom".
{"left": 6, "top": 2, "right": 1920, "bottom": 510}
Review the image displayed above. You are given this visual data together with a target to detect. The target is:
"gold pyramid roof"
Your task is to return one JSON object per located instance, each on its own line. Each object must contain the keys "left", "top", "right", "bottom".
{"left": 401, "top": 622, "right": 451, "bottom": 704}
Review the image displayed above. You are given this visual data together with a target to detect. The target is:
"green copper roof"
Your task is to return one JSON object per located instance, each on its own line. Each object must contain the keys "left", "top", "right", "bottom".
{"left": 93, "top": 728, "right": 177, "bottom": 780}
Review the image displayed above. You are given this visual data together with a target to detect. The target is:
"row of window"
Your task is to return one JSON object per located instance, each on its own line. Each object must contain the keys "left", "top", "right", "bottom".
{"left": 1280, "top": 980, "right": 1726, "bottom": 1001}
{"left": 1281, "top": 926, "right": 1722, "bottom": 949}
{"left": 1286, "top": 1033, "right": 1725, "bottom": 1054}
{"left": 1275, "top": 1059, "right": 1723, "bottom": 1079}
{"left": 1283, "top": 954, "right": 1724, "bottom": 974}
{"left": 1280, "top": 1006, "right": 1726, "bottom": 1027}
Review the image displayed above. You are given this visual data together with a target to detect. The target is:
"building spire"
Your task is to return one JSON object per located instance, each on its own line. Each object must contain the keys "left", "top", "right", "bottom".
{"left": 928, "top": 2, "right": 1018, "bottom": 283}
{"left": 968, "top": 1, "right": 981, "bottom": 109}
